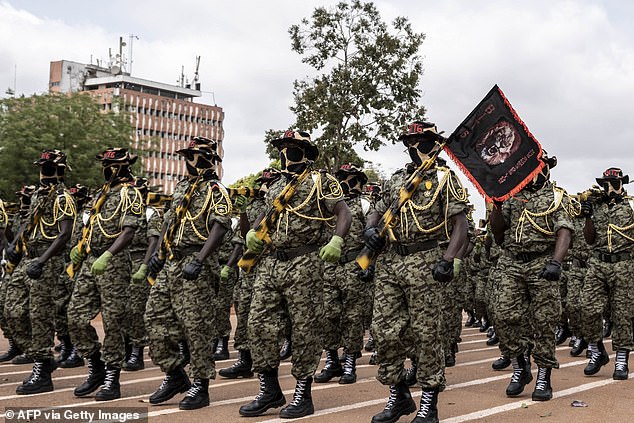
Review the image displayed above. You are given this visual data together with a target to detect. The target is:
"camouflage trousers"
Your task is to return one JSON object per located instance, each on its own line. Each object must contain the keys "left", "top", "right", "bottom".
{"left": 474, "top": 269, "right": 490, "bottom": 321}
{"left": 580, "top": 257, "right": 634, "bottom": 350}
{"left": 233, "top": 271, "right": 255, "bottom": 351}
{"left": 494, "top": 254, "right": 561, "bottom": 368}
{"left": 124, "top": 257, "right": 151, "bottom": 347}
{"left": 461, "top": 260, "right": 477, "bottom": 313}
{"left": 372, "top": 248, "right": 445, "bottom": 390}
{"left": 321, "top": 260, "right": 366, "bottom": 354}
{"left": 441, "top": 270, "right": 463, "bottom": 354}
{"left": 0, "top": 275, "right": 12, "bottom": 339}
{"left": 487, "top": 263, "right": 512, "bottom": 358}
{"left": 558, "top": 271, "right": 569, "bottom": 327}
{"left": 54, "top": 269, "right": 74, "bottom": 338}
{"left": 145, "top": 254, "right": 218, "bottom": 378}
{"left": 213, "top": 268, "right": 237, "bottom": 339}
{"left": 67, "top": 252, "right": 132, "bottom": 367}
{"left": 564, "top": 264, "right": 587, "bottom": 339}
{"left": 249, "top": 252, "right": 324, "bottom": 380}
{"left": 4, "top": 255, "right": 65, "bottom": 360}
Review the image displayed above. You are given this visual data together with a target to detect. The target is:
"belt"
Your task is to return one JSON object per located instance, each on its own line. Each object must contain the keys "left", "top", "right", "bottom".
{"left": 26, "top": 245, "right": 45, "bottom": 258}
{"left": 340, "top": 247, "right": 363, "bottom": 264}
{"left": 170, "top": 247, "right": 201, "bottom": 261}
{"left": 593, "top": 251, "right": 632, "bottom": 263}
{"left": 393, "top": 240, "right": 438, "bottom": 256}
{"left": 572, "top": 258, "right": 587, "bottom": 268}
{"left": 272, "top": 244, "right": 319, "bottom": 261}
{"left": 514, "top": 250, "right": 551, "bottom": 263}
{"left": 562, "top": 260, "right": 572, "bottom": 271}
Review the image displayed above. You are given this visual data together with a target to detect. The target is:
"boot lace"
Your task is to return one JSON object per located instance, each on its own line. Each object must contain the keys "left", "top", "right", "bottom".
{"left": 510, "top": 359, "right": 523, "bottom": 383}
{"left": 289, "top": 379, "right": 307, "bottom": 407}
{"left": 254, "top": 374, "right": 266, "bottom": 400}
{"left": 185, "top": 380, "right": 203, "bottom": 398}
{"left": 324, "top": 350, "right": 338, "bottom": 370}
{"left": 588, "top": 346, "right": 602, "bottom": 365}
{"left": 343, "top": 354, "right": 355, "bottom": 374}
{"left": 25, "top": 361, "right": 44, "bottom": 384}
{"left": 384, "top": 385, "right": 399, "bottom": 410}
{"left": 416, "top": 390, "right": 434, "bottom": 418}
{"left": 535, "top": 368, "right": 549, "bottom": 391}
{"left": 101, "top": 369, "right": 117, "bottom": 390}
{"left": 158, "top": 374, "right": 172, "bottom": 390}
{"left": 615, "top": 350, "right": 628, "bottom": 372}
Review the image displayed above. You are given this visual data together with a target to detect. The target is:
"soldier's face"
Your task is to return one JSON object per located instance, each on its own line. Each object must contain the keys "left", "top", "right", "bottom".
{"left": 406, "top": 137, "right": 435, "bottom": 165}
{"left": 279, "top": 144, "right": 308, "bottom": 173}
{"left": 602, "top": 179, "right": 624, "bottom": 198}
{"left": 338, "top": 173, "right": 362, "bottom": 195}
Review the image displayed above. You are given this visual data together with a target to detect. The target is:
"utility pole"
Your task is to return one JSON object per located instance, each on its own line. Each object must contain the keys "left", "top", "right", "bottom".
{"left": 128, "top": 34, "right": 139, "bottom": 74}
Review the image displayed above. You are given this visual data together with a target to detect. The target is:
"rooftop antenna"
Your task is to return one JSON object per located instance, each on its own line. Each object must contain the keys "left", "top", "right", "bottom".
{"left": 128, "top": 34, "right": 139, "bottom": 74}
{"left": 192, "top": 56, "right": 201, "bottom": 90}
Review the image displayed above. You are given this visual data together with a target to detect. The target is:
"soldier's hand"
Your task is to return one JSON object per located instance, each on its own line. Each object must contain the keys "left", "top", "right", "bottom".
{"left": 234, "top": 195, "right": 249, "bottom": 213}
{"left": 26, "top": 260, "right": 44, "bottom": 279}
{"left": 131, "top": 263, "right": 148, "bottom": 283}
{"left": 220, "top": 264, "right": 233, "bottom": 281}
{"left": 357, "top": 263, "right": 375, "bottom": 282}
{"left": 453, "top": 257, "right": 462, "bottom": 277}
{"left": 6, "top": 244, "right": 22, "bottom": 265}
{"left": 183, "top": 258, "right": 203, "bottom": 280}
{"left": 363, "top": 227, "right": 386, "bottom": 252}
{"left": 246, "top": 229, "right": 264, "bottom": 253}
{"left": 90, "top": 251, "right": 113, "bottom": 276}
{"left": 148, "top": 252, "right": 165, "bottom": 274}
{"left": 69, "top": 246, "right": 86, "bottom": 266}
{"left": 580, "top": 201, "right": 593, "bottom": 217}
{"left": 539, "top": 259, "right": 562, "bottom": 281}
{"left": 432, "top": 258, "right": 454, "bottom": 283}
{"left": 319, "top": 235, "right": 344, "bottom": 263}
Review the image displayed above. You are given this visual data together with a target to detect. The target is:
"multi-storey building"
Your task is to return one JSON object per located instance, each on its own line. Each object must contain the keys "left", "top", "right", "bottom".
{"left": 49, "top": 59, "right": 224, "bottom": 193}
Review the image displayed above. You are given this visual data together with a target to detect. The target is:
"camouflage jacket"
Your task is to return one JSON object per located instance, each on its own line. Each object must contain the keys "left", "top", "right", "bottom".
{"left": 588, "top": 196, "right": 634, "bottom": 254}
{"left": 130, "top": 206, "right": 163, "bottom": 258}
{"left": 27, "top": 184, "right": 76, "bottom": 251}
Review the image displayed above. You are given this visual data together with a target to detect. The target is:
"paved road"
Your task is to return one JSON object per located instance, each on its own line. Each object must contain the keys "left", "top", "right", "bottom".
{"left": 1, "top": 316, "right": 632, "bottom": 423}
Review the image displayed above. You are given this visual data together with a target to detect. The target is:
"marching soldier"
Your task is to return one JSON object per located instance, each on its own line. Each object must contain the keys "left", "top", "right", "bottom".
{"left": 364, "top": 121, "right": 468, "bottom": 423}
{"left": 489, "top": 153, "right": 573, "bottom": 401}
{"left": 145, "top": 136, "right": 231, "bottom": 410}
{"left": 239, "top": 130, "right": 351, "bottom": 419}
{"left": 67, "top": 148, "right": 145, "bottom": 401}
{"left": 4, "top": 150, "right": 76, "bottom": 394}
{"left": 314, "top": 163, "right": 370, "bottom": 385}
{"left": 579, "top": 168, "right": 634, "bottom": 379}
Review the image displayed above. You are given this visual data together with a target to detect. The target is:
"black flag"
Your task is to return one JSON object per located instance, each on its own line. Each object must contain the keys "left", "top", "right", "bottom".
{"left": 445, "top": 85, "right": 545, "bottom": 202}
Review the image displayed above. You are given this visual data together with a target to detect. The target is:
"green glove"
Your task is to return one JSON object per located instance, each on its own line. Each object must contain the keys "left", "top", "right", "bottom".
{"left": 453, "top": 257, "right": 462, "bottom": 277}
{"left": 131, "top": 263, "right": 148, "bottom": 283}
{"left": 70, "top": 245, "right": 86, "bottom": 266}
{"left": 319, "top": 235, "right": 344, "bottom": 263}
{"left": 91, "top": 251, "right": 113, "bottom": 276}
{"left": 220, "top": 264, "right": 234, "bottom": 281}
{"left": 234, "top": 195, "right": 249, "bottom": 212}
{"left": 246, "top": 229, "right": 264, "bottom": 253}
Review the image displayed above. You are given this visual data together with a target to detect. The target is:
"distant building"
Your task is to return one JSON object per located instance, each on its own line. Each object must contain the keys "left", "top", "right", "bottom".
{"left": 49, "top": 59, "right": 224, "bottom": 193}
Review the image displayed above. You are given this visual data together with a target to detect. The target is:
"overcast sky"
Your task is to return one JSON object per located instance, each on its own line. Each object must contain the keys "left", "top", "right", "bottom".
{"left": 2, "top": 0, "right": 634, "bottom": 219}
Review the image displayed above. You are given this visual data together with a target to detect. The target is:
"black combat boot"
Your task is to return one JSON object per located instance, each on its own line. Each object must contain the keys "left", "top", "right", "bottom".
{"left": 492, "top": 355, "right": 511, "bottom": 370}
{"left": 486, "top": 326, "right": 495, "bottom": 338}
{"left": 16, "top": 358, "right": 56, "bottom": 395}
{"left": 486, "top": 330, "right": 500, "bottom": 346}
{"left": 445, "top": 350, "right": 456, "bottom": 367}
{"left": 0, "top": 338, "right": 22, "bottom": 362}
{"left": 371, "top": 380, "right": 416, "bottom": 423}
{"left": 11, "top": 353, "right": 34, "bottom": 364}
{"left": 505, "top": 354, "right": 533, "bottom": 396}
{"left": 555, "top": 325, "right": 572, "bottom": 345}
{"left": 603, "top": 320, "right": 613, "bottom": 338}
{"left": 365, "top": 332, "right": 376, "bottom": 351}
{"left": 74, "top": 351, "right": 106, "bottom": 397}
{"left": 279, "top": 377, "right": 314, "bottom": 418}
{"left": 218, "top": 349, "right": 253, "bottom": 379}
{"left": 612, "top": 349, "right": 629, "bottom": 380}
{"left": 179, "top": 378, "right": 209, "bottom": 410}
{"left": 178, "top": 341, "right": 190, "bottom": 366}
{"left": 531, "top": 367, "right": 553, "bottom": 401}
{"left": 95, "top": 365, "right": 121, "bottom": 401}
{"left": 369, "top": 350, "right": 377, "bottom": 365}
{"left": 55, "top": 335, "right": 73, "bottom": 364}
{"left": 479, "top": 318, "right": 490, "bottom": 333}
{"left": 60, "top": 347, "right": 85, "bottom": 368}
{"left": 314, "top": 350, "right": 343, "bottom": 383}
{"left": 570, "top": 338, "right": 588, "bottom": 357}
{"left": 339, "top": 350, "right": 362, "bottom": 363}
{"left": 339, "top": 352, "right": 357, "bottom": 384}
{"left": 405, "top": 359, "right": 418, "bottom": 387}
{"left": 149, "top": 365, "right": 191, "bottom": 404}
{"left": 123, "top": 346, "right": 145, "bottom": 371}
{"left": 465, "top": 311, "right": 477, "bottom": 327}
{"left": 584, "top": 341, "right": 610, "bottom": 375}
{"left": 411, "top": 388, "right": 439, "bottom": 423}
{"left": 279, "top": 338, "right": 292, "bottom": 360}
{"left": 214, "top": 336, "right": 230, "bottom": 361}
{"left": 239, "top": 368, "right": 286, "bottom": 417}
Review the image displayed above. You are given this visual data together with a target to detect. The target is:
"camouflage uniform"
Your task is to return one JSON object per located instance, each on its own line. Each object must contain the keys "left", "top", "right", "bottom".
{"left": 4, "top": 185, "right": 75, "bottom": 360}
{"left": 212, "top": 218, "right": 241, "bottom": 341}
{"left": 564, "top": 216, "right": 591, "bottom": 340}
{"left": 494, "top": 182, "right": 574, "bottom": 368}
{"left": 144, "top": 178, "right": 231, "bottom": 378}
{"left": 248, "top": 171, "right": 344, "bottom": 379}
{"left": 0, "top": 202, "right": 13, "bottom": 340}
{"left": 580, "top": 199, "right": 634, "bottom": 350}
{"left": 372, "top": 165, "right": 468, "bottom": 389}
{"left": 67, "top": 184, "right": 144, "bottom": 367}
{"left": 321, "top": 194, "right": 371, "bottom": 354}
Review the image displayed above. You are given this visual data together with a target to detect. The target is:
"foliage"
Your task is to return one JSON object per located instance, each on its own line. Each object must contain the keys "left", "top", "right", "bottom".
{"left": 229, "top": 159, "right": 281, "bottom": 189}
{"left": 283, "top": 0, "right": 427, "bottom": 172}
{"left": 0, "top": 92, "right": 137, "bottom": 200}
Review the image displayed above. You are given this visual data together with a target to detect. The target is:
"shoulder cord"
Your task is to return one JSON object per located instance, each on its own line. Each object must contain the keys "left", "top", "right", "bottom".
{"left": 276, "top": 172, "right": 341, "bottom": 238}
{"left": 178, "top": 183, "right": 232, "bottom": 242}
{"left": 0, "top": 200, "right": 7, "bottom": 227}
{"left": 514, "top": 186, "right": 564, "bottom": 242}
{"left": 606, "top": 197, "right": 634, "bottom": 252}
{"left": 94, "top": 185, "right": 143, "bottom": 240}
{"left": 35, "top": 191, "right": 77, "bottom": 240}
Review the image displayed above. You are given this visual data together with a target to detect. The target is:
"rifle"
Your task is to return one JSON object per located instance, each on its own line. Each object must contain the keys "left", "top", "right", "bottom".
{"left": 228, "top": 186, "right": 264, "bottom": 200}
{"left": 237, "top": 164, "right": 313, "bottom": 273}
{"left": 355, "top": 139, "right": 447, "bottom": 270}
{"left": 6, "top": 188, "right": 56, "bottom": 274}
{"left": 66, "top": 182, "right": 112, "bottom": 278}
{"left": 146, "top": 176, "right": 204, "bottom": 285}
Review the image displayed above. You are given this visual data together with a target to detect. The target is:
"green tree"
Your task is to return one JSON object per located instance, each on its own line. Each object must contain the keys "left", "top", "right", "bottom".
{"left": 285, "top": 0, "right": 427, "bottom": 172}
{"left": 0, "top": 92, "right": 137, "bottom": 200}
